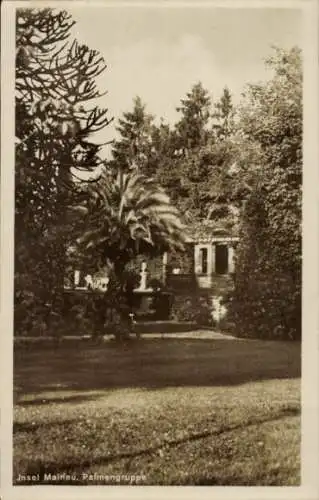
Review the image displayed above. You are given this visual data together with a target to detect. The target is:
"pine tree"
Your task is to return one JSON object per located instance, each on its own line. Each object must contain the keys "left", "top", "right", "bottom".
{"left": 212, "top": 86, "right": 235, "bottom": 140}
{"left": 110, "top": 96, "right": 154, "bottom": 174}
{"left": 175, "top": 82, "right": 212, "bottom": 153}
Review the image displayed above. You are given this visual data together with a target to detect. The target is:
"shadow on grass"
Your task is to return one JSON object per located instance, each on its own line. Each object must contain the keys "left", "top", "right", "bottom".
{"left": 15, "top": 393, "right": 105, "bottom": 407}
{"left": 15, "top": 406, "right": 300, "bottom": 485}
{"left": 14, "top": 338, "right": 301, "bottom": 396}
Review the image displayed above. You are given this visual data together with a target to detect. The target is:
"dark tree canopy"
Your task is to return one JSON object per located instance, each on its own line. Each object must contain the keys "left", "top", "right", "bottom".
{"left": 229, "top": 47, "right": 302, "bottom": 340}
{"left": 15, "top": 8, "right": 113, "bottom": 333}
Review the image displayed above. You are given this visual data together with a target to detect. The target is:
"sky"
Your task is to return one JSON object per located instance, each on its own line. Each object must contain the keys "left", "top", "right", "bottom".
{"left": 67, "top": 5, "right": 302, "bottom": 152}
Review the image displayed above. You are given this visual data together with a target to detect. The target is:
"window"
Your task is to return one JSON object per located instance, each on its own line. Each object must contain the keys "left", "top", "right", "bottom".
{"left": 200, "top": 247, "right": 208, "bottom": 274}
{"left": 215, "top": 244, "right": 228, "bottom": 274}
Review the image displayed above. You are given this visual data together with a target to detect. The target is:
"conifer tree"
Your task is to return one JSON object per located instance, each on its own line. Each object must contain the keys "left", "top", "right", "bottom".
{"left": 15, "top": 8, "right": 112, "bottom": 332}
{"left": 175, "top": 82, "right": 212, "bottom": 153}
{"left": 110, "top": 96, "right": 154, "bottom": 174}
{"left": 212, "top": 86, "right": 235, "bottom": 140}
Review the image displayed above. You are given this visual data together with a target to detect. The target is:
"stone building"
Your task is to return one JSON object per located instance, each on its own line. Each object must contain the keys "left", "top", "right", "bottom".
{"left": 67, "top": 220, "right": 238, "bottom": 295}
{"left": 165, "top": 221, "right": 239, "bottom": 294}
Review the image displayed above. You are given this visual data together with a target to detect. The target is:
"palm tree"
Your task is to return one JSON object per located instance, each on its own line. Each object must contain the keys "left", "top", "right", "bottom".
{"left": 72, "top": 169, "right": 186, "bottom": 280}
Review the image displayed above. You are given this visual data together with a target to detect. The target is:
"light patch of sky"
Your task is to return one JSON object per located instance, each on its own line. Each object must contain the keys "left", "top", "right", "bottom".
{"left": 67, "top": 5, "right": 301, "bottom": 163}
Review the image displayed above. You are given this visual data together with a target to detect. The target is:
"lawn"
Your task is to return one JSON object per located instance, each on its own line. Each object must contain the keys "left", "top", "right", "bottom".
{"left": 13, "top": 335, "right": 301, "bottom": 486}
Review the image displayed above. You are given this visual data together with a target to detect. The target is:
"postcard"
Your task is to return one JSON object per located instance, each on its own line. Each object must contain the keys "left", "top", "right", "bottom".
{"left": 1, "top": 1, "right": 318, "bottom": 499}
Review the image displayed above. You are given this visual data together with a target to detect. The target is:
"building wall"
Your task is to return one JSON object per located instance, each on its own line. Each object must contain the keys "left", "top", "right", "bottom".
{"left": 196, "top": 275, "right": 213, "bottom": 289}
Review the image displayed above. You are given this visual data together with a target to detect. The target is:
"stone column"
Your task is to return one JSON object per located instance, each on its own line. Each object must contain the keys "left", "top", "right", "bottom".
{"left": 194, "top": 245, "right": 202, "bottom": 274}
{"left": 211, "top": 243, "right": 216, "bottom": 274}
{"left": 162, "top": 252, "right": 168, "bottom": 285}
{"left": 205, "top": 245, "right": 212, "bottom": 275}
{"left": 228, "top": 245, "right": 235, "bottom": 274}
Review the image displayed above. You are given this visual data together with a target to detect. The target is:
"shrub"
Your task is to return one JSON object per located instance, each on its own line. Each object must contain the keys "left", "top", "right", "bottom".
{"left": 227, "top": 188, "right": 301, "bottom": 341}
{"left": 171, "top": 294, "right": 214, "bottom": 327}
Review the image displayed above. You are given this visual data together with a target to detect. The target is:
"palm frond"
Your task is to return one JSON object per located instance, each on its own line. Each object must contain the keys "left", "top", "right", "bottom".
{"left": 75, "top": 169, "right": 185, "bottom": 266}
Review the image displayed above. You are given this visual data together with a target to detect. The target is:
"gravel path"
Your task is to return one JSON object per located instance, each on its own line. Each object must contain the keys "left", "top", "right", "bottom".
{"left": 14, "top": 330, "right": 239, "bottom": 342}
{"left": 138, "top": 330, "right": 239, "bottom": 340}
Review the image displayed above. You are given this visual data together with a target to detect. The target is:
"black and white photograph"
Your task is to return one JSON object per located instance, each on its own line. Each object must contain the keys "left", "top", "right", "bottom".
{"left": 1, "top": 0, "right": 319, "bottom": 497}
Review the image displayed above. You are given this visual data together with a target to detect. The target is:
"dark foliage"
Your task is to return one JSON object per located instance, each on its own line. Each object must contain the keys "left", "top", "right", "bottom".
{"left": 228, "top": 48, "right": 302, "bottom": 340}
{"left": 171, "top": 294, "right": 214, "bottom": 327}
{"left": 15, "top": 8, "right": 112, "bottom": 336}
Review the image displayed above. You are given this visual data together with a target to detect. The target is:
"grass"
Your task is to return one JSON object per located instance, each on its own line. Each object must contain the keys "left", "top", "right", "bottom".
{"left": 13, "top": 335, "right": 301, "bottom": 486}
